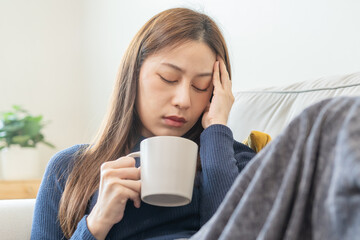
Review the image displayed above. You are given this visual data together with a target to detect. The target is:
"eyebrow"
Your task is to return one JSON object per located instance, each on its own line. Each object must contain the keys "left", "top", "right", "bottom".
{"left": 161, "top": 63, "right": 213, "bottom": 77}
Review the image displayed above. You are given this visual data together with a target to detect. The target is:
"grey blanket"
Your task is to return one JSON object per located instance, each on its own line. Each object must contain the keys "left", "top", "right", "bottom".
{"left": 191, "top": 96, "right": 360, "bottom": 240}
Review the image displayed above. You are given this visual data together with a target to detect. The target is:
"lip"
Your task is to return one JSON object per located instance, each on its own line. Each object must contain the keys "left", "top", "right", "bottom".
{"left": 163, "top": 116, "right": 187, "bottom": 127}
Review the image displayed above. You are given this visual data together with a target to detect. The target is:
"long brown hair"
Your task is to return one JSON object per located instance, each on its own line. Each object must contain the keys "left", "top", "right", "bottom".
{"left": 59, "top": 7, "right": 231, "bottom": 238}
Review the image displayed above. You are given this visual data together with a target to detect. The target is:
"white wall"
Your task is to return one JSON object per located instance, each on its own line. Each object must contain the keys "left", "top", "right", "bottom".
{"left": 0, "top": 0, "right": 88, "bottom": 177}
{"left": 1, "top": 0, "right": 359, "bottom": 177}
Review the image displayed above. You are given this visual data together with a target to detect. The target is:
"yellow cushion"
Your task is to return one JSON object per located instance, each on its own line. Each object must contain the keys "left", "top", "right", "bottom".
{"left": 242, "top": 130, "right": 272, "bottom": 153}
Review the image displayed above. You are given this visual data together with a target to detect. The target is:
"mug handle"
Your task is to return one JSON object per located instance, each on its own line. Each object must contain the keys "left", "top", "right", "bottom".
{"left": 126, "top": 151, "right": 140, "bottom": 158}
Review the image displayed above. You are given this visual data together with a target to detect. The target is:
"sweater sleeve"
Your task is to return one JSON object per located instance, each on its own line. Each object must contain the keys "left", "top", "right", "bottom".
{"left": 199, "top": 124, "right": 256, "bottom": 225}
{"left": 30, "top": 145, "right": 97, "bottom": 240}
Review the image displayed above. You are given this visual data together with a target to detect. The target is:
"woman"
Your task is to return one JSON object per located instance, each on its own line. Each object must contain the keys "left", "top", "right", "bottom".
{"left": 31, "top": 8, "right": 256, "bottom": 240}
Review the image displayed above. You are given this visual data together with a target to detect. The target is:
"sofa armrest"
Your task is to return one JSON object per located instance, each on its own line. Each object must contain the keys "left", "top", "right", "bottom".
{"left": 0, "top": 199, "right": 35, "bottom": 240}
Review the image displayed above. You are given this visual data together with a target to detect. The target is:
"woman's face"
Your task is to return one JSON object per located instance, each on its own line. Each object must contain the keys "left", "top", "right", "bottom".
{"left": 136, "top": 41, "right": 216, "bottom": 137}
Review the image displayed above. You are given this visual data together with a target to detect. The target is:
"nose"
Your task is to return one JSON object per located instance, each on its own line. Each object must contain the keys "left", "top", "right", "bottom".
{"left": 171, "top": 82, "right": 191, "bottom": 109}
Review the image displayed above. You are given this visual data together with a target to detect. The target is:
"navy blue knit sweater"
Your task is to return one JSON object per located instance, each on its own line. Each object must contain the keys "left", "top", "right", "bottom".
{"left": 31, "top": 124, "right": 255, "bottom": 239}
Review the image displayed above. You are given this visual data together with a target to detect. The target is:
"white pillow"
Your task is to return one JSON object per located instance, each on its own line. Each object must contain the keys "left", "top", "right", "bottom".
{"left": 228, "top": 72, "right": 360, "bottom": 142}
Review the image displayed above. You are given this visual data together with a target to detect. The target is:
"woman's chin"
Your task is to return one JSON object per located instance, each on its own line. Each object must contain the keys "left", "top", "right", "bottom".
{"left": 154, "top": 128, "right": 188, "bottom": 137}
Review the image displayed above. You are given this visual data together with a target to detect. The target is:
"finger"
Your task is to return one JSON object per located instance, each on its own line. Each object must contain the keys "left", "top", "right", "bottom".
{"left": 102, "top": 157, "right": 136, "bottom": 170}
{"left": 115, "top": 185, "right": 141, "bottom": 209}
{"left": 102, "top": 179, "right": 141, "bottom": 207}
{"left": 122, "top": 184, "right": 141, "bottom": 208}
{"left": 212, "top": 61, "right": 222, "bottom": 90}
{"left": 217, "top": 57, "right": 232, "bottom": 90}
{"left": 101, "top": 177, "right": 140, "bottom": 195}
{"left": 203, "top": 102, "right": 210, "bottom": 112}
{"left": 118, "top": 179, "right": 141, "bottom": 193}
{"left": 102, "top": 167, "right": 141, "bottom": 180}
{"left": 130, "top": 192, "right": 141, "bottom": 209}
{"left": 224, "top": 76, "right": 232, "bottom": 92}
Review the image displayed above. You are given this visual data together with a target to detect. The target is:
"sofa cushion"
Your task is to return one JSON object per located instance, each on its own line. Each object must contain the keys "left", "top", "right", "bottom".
{"left": 228, "top": 72, "right": 360, "bottom": 141}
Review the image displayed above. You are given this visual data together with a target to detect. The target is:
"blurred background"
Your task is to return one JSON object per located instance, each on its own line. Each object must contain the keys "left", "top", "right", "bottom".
{"left": 1, "top": 0, "right": 359, "bottom": 178}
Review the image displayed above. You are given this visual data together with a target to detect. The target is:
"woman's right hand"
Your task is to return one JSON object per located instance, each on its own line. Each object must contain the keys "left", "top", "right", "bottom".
{"left": 86, "top": 156, "right": 141, "bottom": 240}
{"left": 201, "top": 56, "right": 234, "bottom": 129}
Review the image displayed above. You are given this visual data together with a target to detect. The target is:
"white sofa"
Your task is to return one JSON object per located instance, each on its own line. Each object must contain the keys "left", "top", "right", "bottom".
{"left": 0, "top": 199, "right": 36, "bottom": 240}
{"left": 0, "top": 72, "right": 359, "bottom": 240}
{"left": 228, "top": 72, "right": 360, "bottom": 141}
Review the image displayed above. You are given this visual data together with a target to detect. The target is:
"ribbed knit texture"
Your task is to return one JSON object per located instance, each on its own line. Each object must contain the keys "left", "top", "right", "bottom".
{"left": 31, "top": 124, "right": 255, "bottom": 239}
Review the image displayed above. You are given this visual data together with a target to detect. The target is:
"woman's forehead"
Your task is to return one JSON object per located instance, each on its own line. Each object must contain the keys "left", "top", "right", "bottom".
{"left": 144, "top": 41, "right": 216, "bottom": 71}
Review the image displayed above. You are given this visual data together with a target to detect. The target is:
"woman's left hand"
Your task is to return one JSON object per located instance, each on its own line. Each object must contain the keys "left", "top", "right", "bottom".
{"left": 202, "top": 56, "right": 235, "bottom": 129}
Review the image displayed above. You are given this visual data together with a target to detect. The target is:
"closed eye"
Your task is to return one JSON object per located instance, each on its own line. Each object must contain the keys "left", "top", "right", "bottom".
{"left": 192, "top": 85, "right": 208, "bottom": 92}
{"left": 159, "top": 74, "right": 209, "bottom": 92}
{"left": 159, "top": 75, "right": 177, "bottom": 83}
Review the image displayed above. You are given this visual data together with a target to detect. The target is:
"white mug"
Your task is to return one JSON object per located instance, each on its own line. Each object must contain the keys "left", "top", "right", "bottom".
{"left": 127, "top": 136, "right": 198, "bottom": 207}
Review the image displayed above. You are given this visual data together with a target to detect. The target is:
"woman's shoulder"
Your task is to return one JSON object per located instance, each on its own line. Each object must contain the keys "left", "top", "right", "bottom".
{"left": 45, "top": 144, "right": 89, "bottom": 179}
{"left": 50, "top": 144, "right": 88, "bottom": 164}
{"left": 52, "top": 144, "right": 88, "bottom": 160}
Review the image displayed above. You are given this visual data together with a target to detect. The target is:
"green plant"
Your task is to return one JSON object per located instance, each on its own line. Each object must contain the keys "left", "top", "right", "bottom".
{"left": 0, "top": 105, "right": 55, "bottom": 150}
